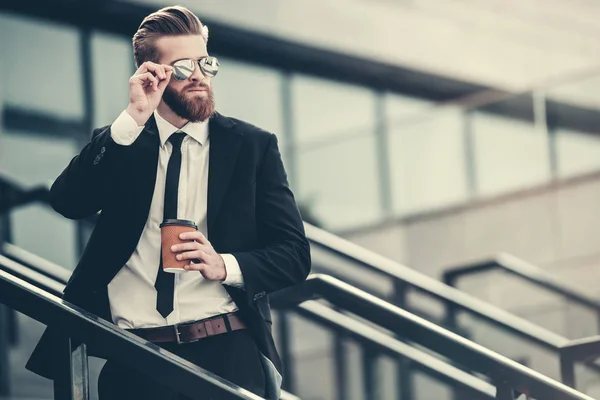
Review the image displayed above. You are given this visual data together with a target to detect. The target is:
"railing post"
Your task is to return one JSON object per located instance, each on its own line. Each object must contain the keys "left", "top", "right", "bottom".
{"left": 0, "top": 303, "right": 10, "bottom": 397}
{"left": 276, "top": 310, "right": 296, "bottom": 393}
{"left": 495, "top": 382, "right": 516, "bottom": 400}
{"left": 392, "top": 279, "right": 414, "bottom": 400}
{"left": 397, "top": 357, "right": 414, "bottom": 400}
{"left": 333, "top": 332, "right": 348, "bottom": 400}
{"left": 0, "top": 186, "right": 10, "bottom": 397}
{"left": 8, "top": 307, "right": 18, "bottom": 346}
{"left": 560, "top": 355, "right": 577, "bottom": 389}
{"left": 54, "top": 336, "right": 89, "bottom": 400}
{"left": 362, "top": 345, "right": 378, "bottom": 400}
{"left": 442, "top": 274, "right": 460, "bottom": 333}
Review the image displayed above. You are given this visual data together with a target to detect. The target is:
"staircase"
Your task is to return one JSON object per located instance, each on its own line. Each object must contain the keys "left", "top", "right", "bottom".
{"left": 2, "top": 179, "right": 600, "bottom": 400}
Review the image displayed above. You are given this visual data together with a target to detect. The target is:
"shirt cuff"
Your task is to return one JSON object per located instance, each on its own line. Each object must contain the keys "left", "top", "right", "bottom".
{"left": 221, "top": 254, "right": 245, "bottom": 289}
{"left": 110, "top": 110, "right": 145, "bottom": 145}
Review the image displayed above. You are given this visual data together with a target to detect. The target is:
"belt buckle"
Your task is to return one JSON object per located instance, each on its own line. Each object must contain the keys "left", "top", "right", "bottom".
{"left": 173, "top": 324, "right": 183, "bottom": 344}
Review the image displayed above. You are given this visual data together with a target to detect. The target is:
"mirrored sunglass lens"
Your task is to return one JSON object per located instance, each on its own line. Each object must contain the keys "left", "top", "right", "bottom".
{"left": 172, "top": 59, "right": 195, "bottom": 80}
{"left": 200, "top": 57, "right": 219, "bottom": 77}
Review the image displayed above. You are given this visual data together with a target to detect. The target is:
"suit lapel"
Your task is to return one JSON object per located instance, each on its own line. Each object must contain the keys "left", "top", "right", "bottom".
{"left": 207, "top": 112, "right": 243, "bottom": 233}
{"left": 127, "top": 115, "right": 160, "bottom": 254}
{"left": 135, "top": 115, "right": 161, "bottom": 216}
{"left": 100, "top": 115, "right": 160, "bottom": 288}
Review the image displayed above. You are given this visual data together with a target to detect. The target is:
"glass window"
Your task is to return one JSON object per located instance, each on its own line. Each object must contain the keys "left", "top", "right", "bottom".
{"left": 0, "top": 13, "right": 83, "bottom": 119}
{"left": 12, "top": 204, "right": 78, "bottom": 269}
{"left": 211, "top": 57, "right": 284, "bottom": 140}
{"left": 291, "top": 75, "right": 375, "bottom": 146}
{"left": 385, "top": 92, "right": 431, "bottom": 120}
{"left": 92, "top": 32, "right": 134, "bottom": 127}
{"left": 211, "top": 57, "right": 290, "bottom": 174}
{"left": 297, "top": 132, "right": 381, "bottom": 230}
{"left": 292, "top": 75, "right": 379, "bottom": 229}
{"left": 545, "top": 73, "right": 600, "bottom": 178}
{"left": 0, "top": 130, "right": 78, "bottom": 268}
{"left": 472, "top": 96, "right": 551, "bottom": 196}
{"left": 388, "top": 106, "right": 469, "bottom": 215}
{"left": 556, "top": 129, "right": 600, "bottom": 178}
{"left": 0, "top": 131, "right": 77, "bottom": 186}
{"left": 546, "top": 74, "right": 600, "bottom": 110}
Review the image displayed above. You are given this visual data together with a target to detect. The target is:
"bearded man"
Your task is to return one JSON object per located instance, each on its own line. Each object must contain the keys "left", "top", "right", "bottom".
{"left": 26, "top": 5, "right": 311, "bottom": 400}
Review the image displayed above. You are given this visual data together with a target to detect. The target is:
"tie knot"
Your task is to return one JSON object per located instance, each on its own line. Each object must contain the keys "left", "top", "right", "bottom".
{"left": 168, "top": 131, "right": 186, "bottom": 148}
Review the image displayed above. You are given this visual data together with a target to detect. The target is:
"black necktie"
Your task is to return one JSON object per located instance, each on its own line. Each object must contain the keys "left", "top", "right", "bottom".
{"left": 155, "top": 132, "right": 186, "bottom": 318}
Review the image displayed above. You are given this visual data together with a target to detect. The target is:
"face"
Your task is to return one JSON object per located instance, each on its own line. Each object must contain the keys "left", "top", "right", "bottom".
{"left": 155, "top": 35, "right": 216, "bottom": 122}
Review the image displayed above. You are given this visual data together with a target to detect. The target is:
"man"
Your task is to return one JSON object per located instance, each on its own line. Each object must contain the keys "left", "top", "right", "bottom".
{"left": 26, "top": 5, "right": 311, "bottom": 399}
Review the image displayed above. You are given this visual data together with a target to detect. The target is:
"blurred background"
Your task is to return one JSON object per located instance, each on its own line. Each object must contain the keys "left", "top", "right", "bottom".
{"left": 3, "top": 0, "right": 600, "bottom": 399}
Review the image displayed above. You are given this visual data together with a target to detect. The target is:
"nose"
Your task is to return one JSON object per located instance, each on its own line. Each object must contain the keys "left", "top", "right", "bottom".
{"left": 189, "top": 61, "right": 206, "bottom": 82}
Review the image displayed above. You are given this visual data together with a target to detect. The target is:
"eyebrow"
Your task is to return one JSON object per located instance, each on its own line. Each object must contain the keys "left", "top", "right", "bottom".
{"left": 169, "top": 56, "right": 209, "bottom": 65}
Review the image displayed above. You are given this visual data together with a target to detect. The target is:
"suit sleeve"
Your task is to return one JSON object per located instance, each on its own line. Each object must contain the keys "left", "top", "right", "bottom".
{"left": 232, "top": 134, "right": 311, "bottom": 302}
{"left": 50, "top": 127, "right": 117, "bottom": 220}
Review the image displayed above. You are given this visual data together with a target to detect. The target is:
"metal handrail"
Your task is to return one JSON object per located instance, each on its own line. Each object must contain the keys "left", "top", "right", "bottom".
{"left": 4, "top": 178, "right": 600, "bottom": 396}
{"left": 306, "top": 224, "right": 569, "bottom": 349}
{"left": 0, "top": 252, "right": 305, "bottom": 400}
{"left": 272, "top": 274, "right": 594, "bottom": 400}
{"left": 0, "top": 254, "right": 65, "bottom": 296}
{"left": 442, "top": 251, "right": 600, "bottom": 390}
{"left": 1, "top": 245, "right": 495, "bottom": 399}
{"left": 558, "top": 336, "right": 600, "bottom": 390}
{"left": 0, "top": 268, "right": 264, "bottom": 400}
{"left": 2, "top": 242, "right": 70, "bottom": 285}
{"left": 443, "top": 252, "right": 600, "bottom": 327}
{"left": 292, "top": 301, "right": 495, "bottom": 399}
{"left": 0, "top": 182, "right": 580, "bottom": 359}
{"left": 1, "top": 243, "right": 585, "bottom": 399}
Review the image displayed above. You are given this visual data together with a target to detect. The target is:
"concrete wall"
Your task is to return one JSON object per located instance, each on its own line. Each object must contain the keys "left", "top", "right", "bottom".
{"left": 344, "top": 170, "right": 600, "bottom": 395}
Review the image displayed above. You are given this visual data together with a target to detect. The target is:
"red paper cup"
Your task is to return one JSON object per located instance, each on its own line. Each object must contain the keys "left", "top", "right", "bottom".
{"left": 160, "top": 219, "right": 198, "bottom": 273}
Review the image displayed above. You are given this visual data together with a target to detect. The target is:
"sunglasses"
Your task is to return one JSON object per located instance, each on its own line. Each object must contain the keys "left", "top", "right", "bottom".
{"left": 172, "top": 56, "right": 220, "bottom": 81}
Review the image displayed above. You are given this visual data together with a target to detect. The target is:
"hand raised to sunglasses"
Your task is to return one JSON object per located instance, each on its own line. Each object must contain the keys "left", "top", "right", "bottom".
{"left": 126, "top": 62, "right": 173, "bottom": 126}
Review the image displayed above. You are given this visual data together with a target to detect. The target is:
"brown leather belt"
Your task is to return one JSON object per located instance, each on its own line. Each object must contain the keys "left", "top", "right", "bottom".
{"left": 128, "top": 312, "right": 247, "bottom": 344}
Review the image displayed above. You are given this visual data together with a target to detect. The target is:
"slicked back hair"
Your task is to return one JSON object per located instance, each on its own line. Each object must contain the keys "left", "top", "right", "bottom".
{"left": 132, "top": 5, "right": 209, "bottom": 68}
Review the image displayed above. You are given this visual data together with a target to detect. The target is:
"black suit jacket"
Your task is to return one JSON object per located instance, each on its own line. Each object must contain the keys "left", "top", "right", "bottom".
{"left": 26, "top": 112, "right": 311, "bottom": 391}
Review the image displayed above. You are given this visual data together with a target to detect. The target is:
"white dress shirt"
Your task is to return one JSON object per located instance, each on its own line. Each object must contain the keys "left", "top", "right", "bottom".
{"left": 107, "top": 110, "right": 244, "bottom": 329}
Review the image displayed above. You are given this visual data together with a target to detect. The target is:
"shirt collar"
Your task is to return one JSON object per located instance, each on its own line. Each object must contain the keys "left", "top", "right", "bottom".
{"left": 154, "top": 110, "right": 209, "bottom": 147}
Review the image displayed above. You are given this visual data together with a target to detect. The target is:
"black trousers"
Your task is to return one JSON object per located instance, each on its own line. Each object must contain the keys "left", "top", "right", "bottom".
{"left": 98, "top": 329, "right": 266, "bottom": 400}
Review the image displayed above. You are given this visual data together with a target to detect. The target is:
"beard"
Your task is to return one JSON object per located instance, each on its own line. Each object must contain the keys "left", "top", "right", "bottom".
{"left": 162, "top": 83, "right": 216, "bottom": 122}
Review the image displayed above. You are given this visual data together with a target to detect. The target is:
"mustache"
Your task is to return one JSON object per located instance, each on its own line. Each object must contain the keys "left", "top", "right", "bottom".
{"left": 184, "top": 83, "right": 211, "bottom": 91}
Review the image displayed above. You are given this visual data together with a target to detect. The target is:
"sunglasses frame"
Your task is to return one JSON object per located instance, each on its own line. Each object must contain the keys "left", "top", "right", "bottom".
{"left": 172, "top": 56, "right": 220, "bottom": 81}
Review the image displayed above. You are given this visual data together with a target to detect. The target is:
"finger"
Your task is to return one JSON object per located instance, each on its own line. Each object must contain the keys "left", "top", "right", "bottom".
{"left": 148, "top": 63, "right": 166, "bottom": 80}
{"left": 131, "top": 72, "right": 158, "bottom": 84}
{"left": 157, "top": 70, "right": 173, "bottom": 91}
{"left": 132, "top": 72, "right": 159, "bottom": 89}
{"left": 137, "top": 61, "right": 166, "bottom": 80}
{"left": 176, "top": 250, "right": 207, "bottom": 261}
{"left": 170, "top": 241, "right": 200, "bottom": 253}
{"left": 135, "top": 61, "right": 156, "bottom": 75}
{"left": 184, "top": 262, "right": 207, "bottom": 272}
{"left": 180, "top": 231, "right": 209, "bottom": 245}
